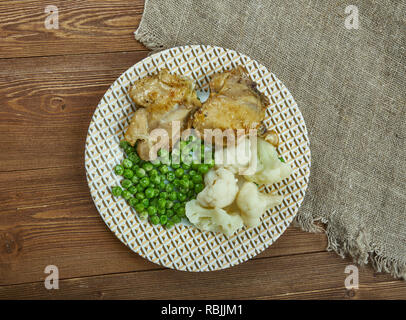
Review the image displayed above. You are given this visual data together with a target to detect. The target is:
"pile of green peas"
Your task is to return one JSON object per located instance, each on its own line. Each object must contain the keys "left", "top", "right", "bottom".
{"left": 111, "top": 139, "right": 214, "bottom": 229}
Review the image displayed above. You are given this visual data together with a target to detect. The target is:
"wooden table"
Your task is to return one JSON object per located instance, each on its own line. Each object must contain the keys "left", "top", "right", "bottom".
{"left": 0, "top": 0, "right": 405, "bottom": 300}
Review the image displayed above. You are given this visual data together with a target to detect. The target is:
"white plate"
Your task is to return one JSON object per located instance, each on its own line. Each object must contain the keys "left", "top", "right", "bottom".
{"left": 85, "top": 45, "right": 311, "bottom": 271}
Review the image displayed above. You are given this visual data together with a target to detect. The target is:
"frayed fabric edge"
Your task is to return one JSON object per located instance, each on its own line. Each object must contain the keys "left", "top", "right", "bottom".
{"left": 134, "top": 0, "right": 165, "bottom": 51}
{"left": 294, "top": 214, "right": 406, "bottom": 280}
{"left": 134, "top": 27, "right": 164, "bottom": 51}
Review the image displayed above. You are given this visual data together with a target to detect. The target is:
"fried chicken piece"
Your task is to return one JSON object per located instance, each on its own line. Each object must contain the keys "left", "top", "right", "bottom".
{"left": 192, "top": 66, "right": 269, "bottom": 135}
{"left": 124, "top": 69, "right": 201, "bottom": 160}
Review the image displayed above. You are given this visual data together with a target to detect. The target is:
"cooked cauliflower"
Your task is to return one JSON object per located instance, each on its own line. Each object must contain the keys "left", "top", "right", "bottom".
{"left": 236, "top": 182, "right": 283, "bottom": 228}
{"left": 244, "top": 137, "right": 292, "bottom": 185}
{"left": 186, "top": 200, "right": 244, "bottom": 237}
{"left": 214, "top": 136, "right": 253, "bottom": 174}
{"left": 197, "top": 168, "right": 238, "bottom": 208}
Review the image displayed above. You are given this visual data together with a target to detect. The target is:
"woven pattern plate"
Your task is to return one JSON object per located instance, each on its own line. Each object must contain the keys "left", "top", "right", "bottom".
{"left": 85, "top": 45, "right": 311, "bottom": 272}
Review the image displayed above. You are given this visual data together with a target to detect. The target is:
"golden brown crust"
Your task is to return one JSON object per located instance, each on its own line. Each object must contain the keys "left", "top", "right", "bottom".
{"left": 192, "top": 66, "right": 268, "bottom": 135}
{"left": 124, "top": 69, "right": 201, "bottom": 160}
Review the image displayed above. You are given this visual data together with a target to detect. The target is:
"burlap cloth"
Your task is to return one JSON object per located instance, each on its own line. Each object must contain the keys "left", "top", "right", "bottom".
{"left": 134, "top": 0, "right": 406, "bottom": 279}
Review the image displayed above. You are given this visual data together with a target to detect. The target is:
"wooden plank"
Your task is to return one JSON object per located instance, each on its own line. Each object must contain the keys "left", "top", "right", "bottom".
{"left": 0, "top": 0, "right": 146, "bottom": 58}
{"left": 0, "top": 165, "right": 327, "bottom": 285}
{"left": 1, "top": 251, "right": 404, "bottom": 299}
{"left": 0, "top": 51, "right": 149, "bottom": 172}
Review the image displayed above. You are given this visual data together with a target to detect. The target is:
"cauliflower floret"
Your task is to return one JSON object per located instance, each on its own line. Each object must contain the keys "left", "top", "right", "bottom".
{"left": 197, "top": 168, "right": 239, "bottom": 208}
{"left": 214, "top": 135, "right": 253, "bottom": 174}
{"left": 244, "top": 138, "right": 292, "bottom": 185}
{"left": 236, "top": 182, "right": 283, "bottom": 228}
{"left": 186, "top": 200, "right": 244, "bottom": 237}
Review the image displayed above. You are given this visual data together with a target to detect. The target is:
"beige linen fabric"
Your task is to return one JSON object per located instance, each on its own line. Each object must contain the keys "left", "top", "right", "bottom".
{"left": 134, "top": 0, "right": 406, "bottom": 278}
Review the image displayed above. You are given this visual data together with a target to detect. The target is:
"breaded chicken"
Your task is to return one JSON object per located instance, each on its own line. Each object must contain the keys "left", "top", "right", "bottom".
{"left": 192, "top": 66, "right": 268, "bottom": 135}
{"left": 124, "top": 69, "right": 201, "bottom": 160}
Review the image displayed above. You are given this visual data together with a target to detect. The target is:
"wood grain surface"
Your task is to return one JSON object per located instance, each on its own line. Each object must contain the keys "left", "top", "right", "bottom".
{"left": 0, "top": 0, "right": 405, "bottom": 300}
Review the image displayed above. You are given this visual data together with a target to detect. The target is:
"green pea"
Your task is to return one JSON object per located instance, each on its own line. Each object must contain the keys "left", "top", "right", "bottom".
{"left": 191, "top": 162, "right": 200, "bottom": 170}
{"left": 151, "top": 159, "right": 161, "bottom": 167}
{"left": 128, "top": 186, "right": 137, "bottom": 194}
{"left": 166, "top": 209, "right": 175, "bottom": 217}
{"left": 194, "top": 183, "right": 204, "bottom": 193}
{"left": 135, "top": 167, "right": 146, "bottom": 178}
{"left": 149, "top": 169, "right": 159, "bottom": 177}
{"left": 188, "top": 180, "right": 194, "bottom": 189}
{"left": 157, "top": 208, "right": 166, "bottom": 216}
{"left": 159, "top": 181, "right": 166, "bottom": 190}
{"left": 145, "top": 188, "right": 155, "bottom": 199}
{"left": 139, "top": 211, "right": 148, "bottom": 220}
{"left": 169, "top": 192, "right": 177, "bottom": 201}
{"left": 175, "top": 168, "right": 184, "bottom": 178}
{"left": 173, "top": 179, "right": 181, "bottom": 187}
{"left": 124, "top": 145, "right": 134, "bottom": 155}
{"left": 123, "top": 168, "right": 134, "bottom": 179}
{"left": 177, "top": 207, "right": 186, "bottom": 217}
{"left": 141, "top": 198, "right": 149, "bottom": 207}
{"left": 157, "top": 198, "right": 166, "bottom": 209}
{"left": 122, "top": 158, "right": 133, "bottom": 169}
{"left": 189, "top": 170, "right": 197, "bottom": 177}
{"left": 111, "top": 186, "right": 122, "bottom": 197}
{"left": 122, "top": 190, "right": 131, "bottom": 200}
{"left": 179, "top": 180, "right": 189, "bottom": 189}
{"left": 135, "top": 203, "right": 144, "bottom": 212}
{"left": 165, "top": 201, "right": 174, "bottom": 209}
{"left": 165, "top": 184, "right": 174, "bottom": 192}
{"left": 159, "top": 165, "right": 169, "bottom": 174}
{"left": 128, "top": 197, "right": 138, "bottom": 207}
{"left": 127, "top": 153, "right": 140, "bottom": 165}
{"left": 178, "top": 193, "right": 187, "bottom": 202}
{"left": 206, "top": 158, "right": 215, "bottom": 168}
{"left": 119, "top": 140, "right": 130, "bottom": 149}
{"left": 173, "top": 202, "right": 181, "bottom": 210}
{"left": 114, "top": 165, "right": 124, "bottom": 175}
{"left": 131, "top": 175, "right": 139, "bottom": 184}
{"left": 165, "top": 220, "right": 174, "bottom": 229}
{"left": 187, "top": 190, "right": 194, "bottom": 199}
{"left": 181, "top": 162, "right": 191, "bottom": 170}
{"left": 150, "top": 175, "right": 161, "bottom": 185}
{"left": 172, "top": 215, "right": 181, "bottom": 224}
{"left": 140, "top": 176, "right": 150, "bottom": 188}
{"left": 136, "top": 192, "right": 145, "bottom": 200}
{"left": 160, "top": 215, "right": 168, "bottom": 225}
{"left": 198, "top": 164, "right": 209, "bottom": 174}
{"left": 153, "top": 188, "right": 160, "bottom": 197}
{"left": 160, "top": 192, "right": 168, "bottom": 199}
{"left": 121, "top": 179, "right": 132, "bottom": 189}
{"left": 136, "top": 184, "right": 145, "bottom": 192}
{"left": 150, "top": 198, "right": 158, "bottom": 207}
{"left": 192, "top": 174, "right": 203, "bottom": 184}
{"left": 166, "top": 172, "right": 175, "bottom": 181}
{"left": 179, "top": 187, "right": 188, "bottom": 194}
{"left": 142, "top": 162, "right": 154, "bottom": 172}
{"left": 171, "top": 163, "right": 180, "bottom": 169}
{"left": 150, "top": 215, "right": 160, "bottom": 225}
{"left": 148, "top": 206, "right": 157, "bottom": 216}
